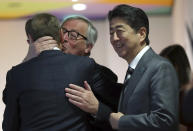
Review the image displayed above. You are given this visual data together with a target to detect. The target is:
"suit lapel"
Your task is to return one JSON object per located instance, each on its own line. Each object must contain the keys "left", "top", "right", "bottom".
{"left": 120, "top": 66, "right": 145, "bottom": 112}
{"left": 119, "top": 48, "right": 155, "bottom": 113}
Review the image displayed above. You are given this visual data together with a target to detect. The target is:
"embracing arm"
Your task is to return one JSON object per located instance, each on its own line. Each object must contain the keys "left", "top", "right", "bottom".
{"left": 23, "top": 36, "right": 58, "bottom": 62}
{"left": 65, "top": 81, "right": 123, "bottom": 129}
{"left": 91, "top": 64, "right": 122, "bottom": 112}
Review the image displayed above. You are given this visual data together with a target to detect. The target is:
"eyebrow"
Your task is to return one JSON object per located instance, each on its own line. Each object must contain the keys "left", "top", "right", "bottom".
{"left": 110, "top": 25, "right": 124, "bottom": 30}
{"left": 62, "top": 27, "right": 76, "bottom": 32}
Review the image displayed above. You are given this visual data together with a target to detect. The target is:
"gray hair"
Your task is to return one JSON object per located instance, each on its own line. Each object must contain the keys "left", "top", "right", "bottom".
{"left": 61, "top": 15, "right": 98, "bottom": 45}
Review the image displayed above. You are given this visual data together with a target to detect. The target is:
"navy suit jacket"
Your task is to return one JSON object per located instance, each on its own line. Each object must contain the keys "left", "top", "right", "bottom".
{"left": 2, "top": 50, "right": 121, "bottom": 131}
{"left": 97, "top": 48, "right": 179, "bottom": 131}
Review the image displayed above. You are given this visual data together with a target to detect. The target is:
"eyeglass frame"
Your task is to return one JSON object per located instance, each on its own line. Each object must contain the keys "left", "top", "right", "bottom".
{"left": 61, "top": 27, "right": 88, "bottom": 41}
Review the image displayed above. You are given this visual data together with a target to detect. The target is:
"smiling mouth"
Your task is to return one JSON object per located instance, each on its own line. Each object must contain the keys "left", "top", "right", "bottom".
{"left": 115, "top": 42, "right": 123, "bottom": 48}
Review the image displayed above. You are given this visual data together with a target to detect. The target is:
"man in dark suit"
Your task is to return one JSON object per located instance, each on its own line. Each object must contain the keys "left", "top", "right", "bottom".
{"left": 2, "top": 13, "right": 107, "bottom": 131}
{"left": 24, "top": 15, "right": 121, "bottom": 113}
{"left": 24, "top": 15, "right": 122, "bottom": 131}
{"left": 65, "top": 4, "right": 179, "bottom": 131}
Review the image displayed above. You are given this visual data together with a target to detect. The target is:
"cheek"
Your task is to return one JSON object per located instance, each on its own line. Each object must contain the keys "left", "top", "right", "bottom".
{"left": 67, "top": 41, "right": 77, "bottom": 48}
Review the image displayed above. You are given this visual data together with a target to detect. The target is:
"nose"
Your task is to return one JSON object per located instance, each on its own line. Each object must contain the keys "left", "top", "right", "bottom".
{"left": 111, "top": 32, "right": 119, "bottom": 43}
{"left": 63, "top": 32, "right": 69, "bottom": 41}
{"left": 113, "top": 32, "right": 119, "bottom": 41}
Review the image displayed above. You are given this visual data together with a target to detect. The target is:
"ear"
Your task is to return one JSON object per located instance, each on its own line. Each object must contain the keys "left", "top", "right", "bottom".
{"left": 137, "top": 27, "right": 146, "bottom": 43}
{"left": 27, "top": 34, "right": 33, "bottom": 45}
{"left": 84, "top": 43, "right": 93, "bottom": 54}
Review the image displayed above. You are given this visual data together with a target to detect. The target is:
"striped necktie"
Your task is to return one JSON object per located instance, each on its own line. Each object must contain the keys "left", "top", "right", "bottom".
{"left": 124, "top": 66, "right": 134, "bottom": 82}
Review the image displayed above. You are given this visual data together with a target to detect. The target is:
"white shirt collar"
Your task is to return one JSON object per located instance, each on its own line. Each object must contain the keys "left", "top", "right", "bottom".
{"left": 53, "top": 47, "right": 60, "bottom": 50}
{"left": 129, "top": 46, "right": 150, "bottom": 69}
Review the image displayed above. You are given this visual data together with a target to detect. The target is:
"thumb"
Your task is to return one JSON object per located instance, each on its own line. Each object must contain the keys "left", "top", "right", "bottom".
{"left": 84, "top": 81, "right": 91, "bottom": 91}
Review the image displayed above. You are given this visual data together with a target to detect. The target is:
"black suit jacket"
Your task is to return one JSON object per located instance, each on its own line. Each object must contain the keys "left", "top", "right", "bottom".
{"left": 90, "top": 64, "right": 122, "bottom": 131}
{"left": 92, "top": 64, "right": 122, "bottom": 112}
{"left": 3, "top": 50, "right": 98, "bottom": 131}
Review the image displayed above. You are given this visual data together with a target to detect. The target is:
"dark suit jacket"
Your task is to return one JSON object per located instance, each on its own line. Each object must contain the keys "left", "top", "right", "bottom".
{"left": 92, "top": 64, "right": 122, "bottom": 112}
{"left": 3, "top": 50, "right": 121, "bottom": 131}
{"left": 90, "top": 64, "right": 122, "bottom": 131}
{"left": 2, "top": 50, "right": 101, "bottom": 131}
{"left": 96, "top": 48, "right": 179, "bottom": 131}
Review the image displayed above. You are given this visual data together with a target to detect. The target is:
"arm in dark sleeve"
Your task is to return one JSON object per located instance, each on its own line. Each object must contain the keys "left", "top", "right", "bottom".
{"left": 90, "top": 102, "right": 115, "bottom": 131}
{"left": 2, "top": 70, "right": 20, "bottom": 131}
{"left": 91, "top": 64, "right": 122, "bottom": 112}
{"left": 89, "top": 64, "right": 121, "bottom": 131}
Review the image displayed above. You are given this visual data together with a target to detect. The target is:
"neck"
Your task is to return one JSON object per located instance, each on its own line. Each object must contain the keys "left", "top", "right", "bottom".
{"left": 22, "top": 45, "right": 37, "bottom": 62}
{"left": 125, "top": 43, "right": 147, "bottom": 64}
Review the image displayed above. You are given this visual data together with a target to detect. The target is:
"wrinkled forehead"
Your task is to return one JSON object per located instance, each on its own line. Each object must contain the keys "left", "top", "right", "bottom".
{"left": 62, "top": 19, "right": 88, "bottom": 35}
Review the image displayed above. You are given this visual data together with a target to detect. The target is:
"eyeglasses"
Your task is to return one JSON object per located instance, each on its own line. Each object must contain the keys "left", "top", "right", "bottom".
{"left": 62, "top": 28, "right": 88, "bottom": 41}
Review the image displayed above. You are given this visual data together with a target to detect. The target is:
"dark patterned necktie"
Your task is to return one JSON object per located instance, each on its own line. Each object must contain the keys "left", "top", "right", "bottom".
{"left": 124, "top": 66, "right": 134, "bottom": 82}
{"left": 119, "top": 66, "right": 134, "bottom": 112}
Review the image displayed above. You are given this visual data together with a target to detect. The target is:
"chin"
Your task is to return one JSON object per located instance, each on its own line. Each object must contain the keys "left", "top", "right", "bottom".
{"left": 117, "top": 51, "right": 125, "bottom": 57}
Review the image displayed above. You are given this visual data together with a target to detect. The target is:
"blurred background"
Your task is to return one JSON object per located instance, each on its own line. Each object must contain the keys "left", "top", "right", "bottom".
{"left": 0, "top": 0, "right": 193, "bottom": 130}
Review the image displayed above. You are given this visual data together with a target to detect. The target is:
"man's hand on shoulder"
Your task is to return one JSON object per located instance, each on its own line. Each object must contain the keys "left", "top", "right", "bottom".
{"left": 65, "top": 81, "right": 99, "bottom": 115}
{"left": 33, "top": 36, "right": 58, "bottom": 54}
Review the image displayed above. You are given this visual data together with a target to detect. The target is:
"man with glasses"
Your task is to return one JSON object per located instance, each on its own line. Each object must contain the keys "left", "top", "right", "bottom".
{"left": 59, "top": 15, "right": 94, "bottom": 56}
{"left": 23, "top": 14, "right": 121, "bottom": 131}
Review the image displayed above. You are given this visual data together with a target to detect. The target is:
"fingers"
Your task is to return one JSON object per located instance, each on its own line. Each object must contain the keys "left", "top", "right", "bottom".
{"left": 66, "top": 93, "right": 83, "bottom": 103}
{"left": 84, "top": 81, "right": 91, "bottom": 91}
{"left": 32, "top": 36, "right": 58, "bottom": 53}
{"left": 69, "top": 84, "right": 86, "bottom": 92}
{"left": 65, "top": 87, "right": 83, "bottom": 97}
{"left": 34, "top": 36, "right": 57, "bottom": 46}
{"left": 68, "top": 98, "right": 83, "bottom": 108}
{"left": 35, "top": 40, "right": 57, "bottom": 46}
{"left": 36, "top": 36, "right": 53, "bottom": 42}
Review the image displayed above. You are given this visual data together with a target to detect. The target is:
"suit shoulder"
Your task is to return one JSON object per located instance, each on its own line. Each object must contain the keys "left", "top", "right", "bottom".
{"left": 94, "top": 64, "right": 118, "bottom": 82}
{"left": 65, "top": 54, "right": 95, "bottom": 62}
{"left": 156, "top": 55, "right": 173, "bottom": 68}
{"left": 146, "top": 54, "right": 177, "bottom": 79}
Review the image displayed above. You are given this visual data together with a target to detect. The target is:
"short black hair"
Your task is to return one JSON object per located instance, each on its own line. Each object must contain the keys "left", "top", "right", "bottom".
{"left": 108, "top": 4, "right": 150, "bottom": 45}
{"left": 26, "top": 13, "right": 60, "bottom": 42}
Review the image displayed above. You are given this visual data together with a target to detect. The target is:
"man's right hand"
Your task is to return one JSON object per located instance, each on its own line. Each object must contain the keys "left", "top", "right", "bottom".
{"left": 33, "top": 36, "right": 58, "bottom": 54}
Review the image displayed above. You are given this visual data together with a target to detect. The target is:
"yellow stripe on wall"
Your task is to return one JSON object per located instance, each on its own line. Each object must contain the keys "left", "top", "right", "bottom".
{"left": 96, "top": 0, "right": 173, "bottom": 6}
{"left": 0, "top": 2, "right": 73, "bottom": 18}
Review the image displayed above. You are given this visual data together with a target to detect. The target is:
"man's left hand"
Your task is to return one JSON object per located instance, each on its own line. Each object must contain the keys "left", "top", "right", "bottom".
{"left": 65, "top": 81, "right": 99, "bottom": 115}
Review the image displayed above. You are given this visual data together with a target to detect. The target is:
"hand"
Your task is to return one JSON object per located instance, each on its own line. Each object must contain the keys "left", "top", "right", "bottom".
{"left": 109, "top": 112, "right": 124, "bottom": 129}
{"left": 33, "top": 36, "right": 58, "bottom": 54}
{"left": 65, "top": 81, "right": 99, "bottom": 115}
